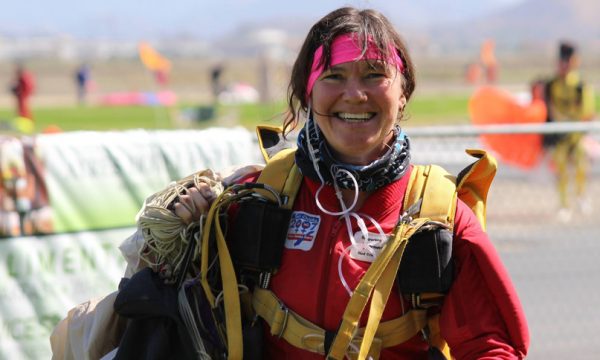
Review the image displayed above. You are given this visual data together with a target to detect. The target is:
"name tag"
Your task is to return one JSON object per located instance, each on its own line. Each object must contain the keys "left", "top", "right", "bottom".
{"left": 349, "top": 231, "right": 388, "bottom": 263}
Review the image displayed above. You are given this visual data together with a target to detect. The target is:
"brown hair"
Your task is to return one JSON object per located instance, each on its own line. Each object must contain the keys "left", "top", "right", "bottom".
{"left": 282, "top": 7, "right": 416, "bottom": 135}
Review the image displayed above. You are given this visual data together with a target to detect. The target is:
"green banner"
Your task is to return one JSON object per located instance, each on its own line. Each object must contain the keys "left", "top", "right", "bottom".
{"left": 36, "top": 127, "right": 261, "bottom": 234}
{"left": 0, "top": 228, "right": 133, "bottom": 359}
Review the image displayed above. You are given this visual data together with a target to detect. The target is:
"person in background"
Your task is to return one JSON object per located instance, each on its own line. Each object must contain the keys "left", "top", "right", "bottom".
{"left": 10, "top": 63, "right": 35, "bottom": 120}
{"left": 210, "top": 63, "right": 224, "bottom": 104}
{"left": 480, "top": 39, "right": 498, "bottom": 84}
{"left": 545, "top": 41, "right": 595, "bottom": 221}
{"left": 75, "top": 63, "right": 91, "bottom": 105}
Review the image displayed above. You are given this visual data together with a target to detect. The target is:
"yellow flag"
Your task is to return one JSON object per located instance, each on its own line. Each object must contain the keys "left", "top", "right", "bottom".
{"left": 138, "top": 42, "right": 171, "bottom": 72}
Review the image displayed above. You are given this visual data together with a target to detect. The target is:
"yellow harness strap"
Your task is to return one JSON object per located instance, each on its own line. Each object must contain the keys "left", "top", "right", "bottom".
{"left": 404, "top": 164, "right": 457, "bottom": 226}
{"left": 197, "top": 145, "right": 303, "bottom": 359}
{"left": 252, "top": 283, "right": 428, "bottom": 357}
{"left": 200, "top": 190, "right": 244, "bottom": 359}
{"left": 402, "top": 164, "right": 456, "bottom": 360}
{"left": 255, "top": 148, "right": 301, "bottom": 210}
{"left": 327, "top": 218, "right": 430, "bottom": 360}
{"left": 356, "top": 224, "right": 413, "bottom": 360}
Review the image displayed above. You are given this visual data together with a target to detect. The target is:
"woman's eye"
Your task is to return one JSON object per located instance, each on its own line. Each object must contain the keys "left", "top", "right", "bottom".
{"left": 322, "top": 73, "right": 343, "bottom": 80}
{"left": 366, "top": 72, "right": 386, "bottom": 79}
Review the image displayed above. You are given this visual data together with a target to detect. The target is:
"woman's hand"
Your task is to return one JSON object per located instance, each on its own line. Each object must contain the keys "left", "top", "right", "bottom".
{"left": 172, "top": 164, "right": 262, "bottom": 225}
{"left": 173, "top": 182, "right": 216, "bottom": 224}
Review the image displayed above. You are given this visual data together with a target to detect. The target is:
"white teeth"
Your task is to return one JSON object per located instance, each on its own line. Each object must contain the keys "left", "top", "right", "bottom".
{"left": 337, "top": 112, "right": 374, "bottom": 122}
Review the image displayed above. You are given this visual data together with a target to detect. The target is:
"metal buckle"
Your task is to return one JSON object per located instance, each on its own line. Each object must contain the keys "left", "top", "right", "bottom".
{"left": 411, "top": 293, "right": 421, "bottom": 308}
{"left": 276, "top": 302, "right": 289, "bottom": 338}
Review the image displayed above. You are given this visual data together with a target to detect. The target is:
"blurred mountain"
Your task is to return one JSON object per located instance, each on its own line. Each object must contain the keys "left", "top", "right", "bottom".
{"left": 423, "top": 0, "right": 600, "bottom": 54}
{"left": 210, "top": 0, "right": 600, "bottom": 58}
{"left": 1, "top": 0, "right": 598, "bottom": 60}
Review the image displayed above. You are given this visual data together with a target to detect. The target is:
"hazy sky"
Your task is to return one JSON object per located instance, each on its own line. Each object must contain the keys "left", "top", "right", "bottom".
{"left": 1, "top": 0, "right": 525, "bottom": 39}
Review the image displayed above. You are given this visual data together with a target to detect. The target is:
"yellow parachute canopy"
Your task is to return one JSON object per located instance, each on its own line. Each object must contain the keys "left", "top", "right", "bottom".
{"left": 138, "top": 42, "right": 171, "bottom": 72}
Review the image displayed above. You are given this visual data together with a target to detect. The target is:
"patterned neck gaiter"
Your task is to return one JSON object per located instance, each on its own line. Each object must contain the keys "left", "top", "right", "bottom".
{"left": 295, "top": 119, "right": 411, "bottom": 192}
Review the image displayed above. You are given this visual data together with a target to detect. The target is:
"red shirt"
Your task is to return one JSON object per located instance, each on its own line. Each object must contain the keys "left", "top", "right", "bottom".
{"left": 241, "top": 165, "right": 528, "bottom": 359}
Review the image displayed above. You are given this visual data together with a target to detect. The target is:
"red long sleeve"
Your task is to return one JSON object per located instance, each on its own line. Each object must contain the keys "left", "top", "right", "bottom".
{"left": 440, "top": 200, "right": 529, "bottom": 359}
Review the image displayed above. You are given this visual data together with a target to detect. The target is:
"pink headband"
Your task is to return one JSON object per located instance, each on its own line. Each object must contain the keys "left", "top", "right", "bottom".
{"left": 306, "top": 33, "right": 404, "bottom": 98}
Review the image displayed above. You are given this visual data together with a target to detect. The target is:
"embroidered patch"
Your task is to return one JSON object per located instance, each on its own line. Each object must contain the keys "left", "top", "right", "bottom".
{"left": 349, "top": 231, "right": 389, "bottom": 263}
{"left": 285, "top": 211, "right": 321, "bottom": 251}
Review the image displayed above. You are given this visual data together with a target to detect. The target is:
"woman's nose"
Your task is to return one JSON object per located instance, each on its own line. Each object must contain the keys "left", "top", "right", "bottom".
{"left": 342, "top": 79, "right": 368, "bottom": 103}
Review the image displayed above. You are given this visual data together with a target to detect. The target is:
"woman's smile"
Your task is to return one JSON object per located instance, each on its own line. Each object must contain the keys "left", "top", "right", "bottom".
{"left": 334, "top": 112, "right": 376, "bottom": 122}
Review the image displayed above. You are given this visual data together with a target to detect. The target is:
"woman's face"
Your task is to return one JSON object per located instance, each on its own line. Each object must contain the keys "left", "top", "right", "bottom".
{"left": 311, "top": 60, "right": 406, "bottom": 165}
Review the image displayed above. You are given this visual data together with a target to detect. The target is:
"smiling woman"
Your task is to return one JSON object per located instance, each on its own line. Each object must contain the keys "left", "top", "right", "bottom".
{"left": 173, "top": 6, "right": 528, "bottom": 359}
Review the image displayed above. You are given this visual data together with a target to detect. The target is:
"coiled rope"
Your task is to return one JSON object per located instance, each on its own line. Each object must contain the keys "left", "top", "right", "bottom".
{"left": 136, "top": 169, "right": 225, "bottom": 280}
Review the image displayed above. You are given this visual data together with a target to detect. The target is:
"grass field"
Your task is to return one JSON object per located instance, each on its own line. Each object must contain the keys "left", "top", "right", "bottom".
{"left": 3, "top": 92, "right": 600, "bottom": 134}
{"left": 0, "top": 93, "right": 475, "bottom": 133}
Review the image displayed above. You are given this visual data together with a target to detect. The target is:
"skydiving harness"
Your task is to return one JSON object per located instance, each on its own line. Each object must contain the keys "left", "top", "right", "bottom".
{"left": 195, "top": 125, "right": 497, "bottom": 360}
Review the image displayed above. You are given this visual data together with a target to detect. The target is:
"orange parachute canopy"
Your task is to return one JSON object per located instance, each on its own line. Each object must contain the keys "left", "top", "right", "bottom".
{"left": 468, "top": 86, "right": 547, "bottom": 169}
{"left": 138, "top": 42, "right": 171, "bottom": 73}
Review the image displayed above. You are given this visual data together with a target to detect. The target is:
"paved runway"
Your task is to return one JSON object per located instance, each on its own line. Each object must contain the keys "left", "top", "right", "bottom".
{"left": 487, "top": 174, "right": 600, "bottom": 360}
